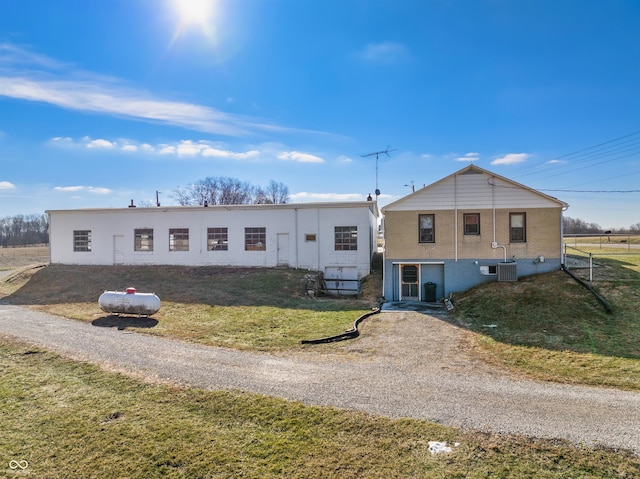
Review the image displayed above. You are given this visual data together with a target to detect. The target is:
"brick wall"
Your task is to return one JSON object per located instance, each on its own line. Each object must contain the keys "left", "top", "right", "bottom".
{"left": 384, "top": 207, "right": 562, "bottom": 260}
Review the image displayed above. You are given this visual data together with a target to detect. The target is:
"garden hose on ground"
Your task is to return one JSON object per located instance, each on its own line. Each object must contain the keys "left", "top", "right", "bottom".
{"left": 301, "top": 306, "right": 381, "bottom": 344}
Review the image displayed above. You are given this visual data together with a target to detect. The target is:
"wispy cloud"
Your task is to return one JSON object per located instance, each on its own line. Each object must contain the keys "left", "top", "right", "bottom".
{"left": 0, "top": 181, "right": 16, "bottom": 189}
{"left": 455, "top": 152, "right": 480, "bottom": 162}
{"left": 49, "top": 136, "right": 260, "bottom": 160}
{"left": 358, "top": 41, "right": 412, "bottom": 64}
{"left": 491, "top": 153, "right": 530, "bottom": 165}
{"left": 277, "top": 151, "right": 324, "bottom": 163}
{"left": 0, "top": 43, "right": 330, "bottom": 138}
{"left": 54, "top": 186, "right": 112, "bottom": 194}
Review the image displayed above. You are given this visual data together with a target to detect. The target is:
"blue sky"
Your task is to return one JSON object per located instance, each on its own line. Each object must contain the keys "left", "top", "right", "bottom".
{"left": 1, "top": 0, "right": 639, "bottom": 228}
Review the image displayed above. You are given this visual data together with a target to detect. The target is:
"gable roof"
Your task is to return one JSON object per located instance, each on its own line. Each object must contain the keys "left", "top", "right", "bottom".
{"left": 382, "top": 164, "right": 568, "bottom": 212}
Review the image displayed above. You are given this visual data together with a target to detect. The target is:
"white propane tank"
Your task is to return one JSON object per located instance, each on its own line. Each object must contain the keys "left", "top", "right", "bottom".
{"left": 98, "top": 287, "right": 161, "bottom": 317}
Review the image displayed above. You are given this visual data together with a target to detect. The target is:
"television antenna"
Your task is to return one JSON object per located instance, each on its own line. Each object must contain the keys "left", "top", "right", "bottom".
{"left": 361, "top": 146, "right": 397, "bottom": 198}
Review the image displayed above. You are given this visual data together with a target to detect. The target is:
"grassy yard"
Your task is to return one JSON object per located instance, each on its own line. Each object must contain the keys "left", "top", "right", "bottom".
{"left": 1, "top": 263, "right": 380, "bottom": 350}
{"left": 2, "top": 338, "right": 639, "bottom": 479}
{"left": 1, "top": 248, "right": 640, "bottom": 389}
{"left": 2, "top": 247, "right": 640, "bottom": 476}
{"left": 451, "top": 250, "right": 640, "bottom": 390}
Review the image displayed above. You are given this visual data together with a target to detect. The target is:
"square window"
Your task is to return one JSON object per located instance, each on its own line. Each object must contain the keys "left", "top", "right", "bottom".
{"left": 169, "top": 228, "right": 189, "bottom": 251}
{"left": 245, "top": 227, "right": 266, "bottom": 251}
{"left": 419, "top": 214, "right": 435, "bottom": 243}
{"left": 335, "top": 226, "right": 357, "bottom": 250}
{"left": 134, "top": 228, "right": 154, "bottom": 251}
{"left": 208, "top": 227, "right": 228, "bottom": 251}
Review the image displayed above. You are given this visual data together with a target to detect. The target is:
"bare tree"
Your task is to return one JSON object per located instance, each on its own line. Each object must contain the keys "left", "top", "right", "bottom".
{"left": 563, "top": 216, "right": 603, "bottom": 234}
{"left": 263, "top": 180, "right": 289, "bottom": 204}
{"left": 173, "top": 177, "right": 289, "bottom": 205}
{"left": 0, "top": 214, "right": 49, "bottom": 247}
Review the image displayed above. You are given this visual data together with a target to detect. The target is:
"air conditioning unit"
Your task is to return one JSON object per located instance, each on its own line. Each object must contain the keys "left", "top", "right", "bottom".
{"left": 497, "top": 262, "right": 518, "bottom": 282}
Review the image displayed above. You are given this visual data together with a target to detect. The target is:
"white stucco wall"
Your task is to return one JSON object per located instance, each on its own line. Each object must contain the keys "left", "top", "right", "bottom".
{"left": 47, "top": 202, "right": 378, "bottom": 278}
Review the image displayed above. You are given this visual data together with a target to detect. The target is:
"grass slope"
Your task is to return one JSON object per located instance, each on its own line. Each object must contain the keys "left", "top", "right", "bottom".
{"left": 1, "top": 264, "right": 380, "bottom": 350}
{"left": 452, "top": 251, "right": 640, "bottom": 390}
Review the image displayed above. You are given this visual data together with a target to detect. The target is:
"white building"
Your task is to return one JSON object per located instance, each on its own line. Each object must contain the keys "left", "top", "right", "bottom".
{"left": 47, "top": 201, "right": 379, "bottom": 282}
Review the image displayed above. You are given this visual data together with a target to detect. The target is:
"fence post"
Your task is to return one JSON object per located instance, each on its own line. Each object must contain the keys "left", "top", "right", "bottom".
{"left": 589, "top": 252, "right": 593, "bottom": 282}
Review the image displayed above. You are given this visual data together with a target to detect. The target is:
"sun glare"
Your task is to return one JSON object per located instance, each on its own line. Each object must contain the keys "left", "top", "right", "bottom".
{"left": 174, "top": 0, "right": 215, "bottom": 27}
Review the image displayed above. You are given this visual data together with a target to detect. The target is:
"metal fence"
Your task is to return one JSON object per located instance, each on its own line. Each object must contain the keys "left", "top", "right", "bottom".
{"left": 563, "top": 234, "right": 640, "bottom": 282}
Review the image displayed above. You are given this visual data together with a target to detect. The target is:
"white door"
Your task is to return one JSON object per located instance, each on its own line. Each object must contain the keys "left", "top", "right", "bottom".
{"left": 277, "top": 233, "right": 289, "bottom": 266}
{"left": 113, "top": 235, "right": 125, "bottom": 265}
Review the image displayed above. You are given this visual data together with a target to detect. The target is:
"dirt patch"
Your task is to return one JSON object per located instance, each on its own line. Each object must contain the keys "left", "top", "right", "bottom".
{"left": 293, "top": 310, "right": 508, "bottom": 377}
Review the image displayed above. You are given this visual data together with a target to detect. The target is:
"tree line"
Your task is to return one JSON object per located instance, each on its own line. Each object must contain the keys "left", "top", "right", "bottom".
{"left": 0, "top": 214, "right": 49, "bottom": 247}
{"left": 563, "top": 216, "right": 640, "bottom": 235}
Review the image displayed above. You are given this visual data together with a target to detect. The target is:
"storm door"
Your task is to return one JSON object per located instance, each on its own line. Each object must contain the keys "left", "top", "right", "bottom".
{"left": 401, "top": 264, "right": 419, "bottom": 300}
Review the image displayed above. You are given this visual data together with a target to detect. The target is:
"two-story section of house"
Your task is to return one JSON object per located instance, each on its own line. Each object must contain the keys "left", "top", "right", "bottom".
{"left": 381, "top": 165, "right": 568, "bottom": 302}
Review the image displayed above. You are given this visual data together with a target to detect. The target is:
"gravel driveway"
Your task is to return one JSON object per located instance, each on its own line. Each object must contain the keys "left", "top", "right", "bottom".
{"left": 1, "top": 301, "right": 639, "bottom": 454}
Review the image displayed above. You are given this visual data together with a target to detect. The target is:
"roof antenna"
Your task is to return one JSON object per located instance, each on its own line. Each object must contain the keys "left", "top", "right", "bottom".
{"left": 361, "top": 146, "right": 397, "bottom": 199}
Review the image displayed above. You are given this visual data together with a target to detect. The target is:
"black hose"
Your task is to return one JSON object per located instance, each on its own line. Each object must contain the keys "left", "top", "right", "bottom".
{"left": 301, "top": 307, "right": 381, "bottom": 344}
{"left": 562, "top": 266, "right": 612, "bottom": 313}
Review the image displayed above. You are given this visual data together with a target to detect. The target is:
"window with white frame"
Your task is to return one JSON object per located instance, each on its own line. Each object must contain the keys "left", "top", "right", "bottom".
{"left": 169, "top": 228, "right": 189, "bottom": 251}
{"left": 73, "top": 230, "right": 91, "bottom": 252}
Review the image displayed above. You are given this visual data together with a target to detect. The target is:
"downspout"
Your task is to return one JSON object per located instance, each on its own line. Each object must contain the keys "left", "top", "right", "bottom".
{"left": 317, "top": 208, "right": 321, "bottom": 271}
{"left": 490, "top": 176, "right": 507, "bottom": 262}
{"left": 454, "top": 174, "right": 458, "bottom": 262}
{"left": 294, "top": 208, "right": 299, "bottom": 269}
{"left": 492, "top": 176, "right": 496, "bottom": 244}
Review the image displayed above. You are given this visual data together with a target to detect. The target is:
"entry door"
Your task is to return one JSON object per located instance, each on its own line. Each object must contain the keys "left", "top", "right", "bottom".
{"left": 401, "top": 264, "right": 419, "bottom": 300}
{"left": 277, "top": 233, "right": 289, "bottom": 266}
{"left": 113, "top": 235, "right": 124, "bottom": 265}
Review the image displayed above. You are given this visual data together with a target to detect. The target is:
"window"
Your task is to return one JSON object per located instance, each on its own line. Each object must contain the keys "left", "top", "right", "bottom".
{"left": 464, "top": 213, "right": 480, "bottom": 235}
{"left": 208, "top": 227, "right": 228, "bottom": 251}
{"left": 419, "top": 214, "right": 435, "bottom": 243}
{"left": 305, "top": 233, "right": 317, "bottom": 242}
{"left": 245, "top": 227, "right": 266, "bottom": 251}
{"left": 169, "top": 228, "right": 189, "bottom": 251}
{"left": 510, "top": 213, "right": 526, "bottom": 242}
{"left": 480, "top": 265, "right": 497, "bottom": 275}
{"left": 73, "top": 230, "right": 91, "bottom": 252}
{"left": 335, "top": 226, "right": 358, "bottom": 251}
{"left": 134, "top": 228, "right": 154, "bottom": 251}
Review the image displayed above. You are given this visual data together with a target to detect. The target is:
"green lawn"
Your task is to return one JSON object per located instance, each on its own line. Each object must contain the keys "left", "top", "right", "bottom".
{"left": 452, "top": 251, "right": 640, "bottom": 390}
{"left": 3, "top": 339, "right": 638, "bottom": 479}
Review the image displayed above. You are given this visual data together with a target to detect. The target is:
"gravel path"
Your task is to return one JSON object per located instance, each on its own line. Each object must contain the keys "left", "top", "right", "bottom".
{"left": 1, "top": 301, "right": 639, "bottom": 454}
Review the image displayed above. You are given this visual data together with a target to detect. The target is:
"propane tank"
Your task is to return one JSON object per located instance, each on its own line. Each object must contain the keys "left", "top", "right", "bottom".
{"left": 98, "top": 287, "right": 161, "bottom": 317}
